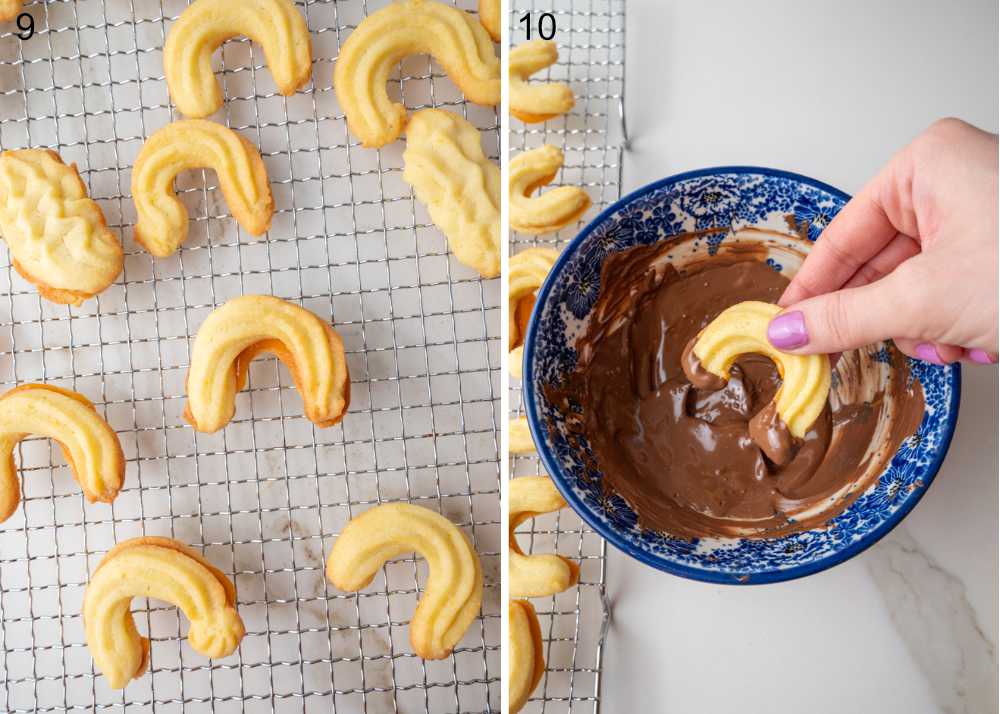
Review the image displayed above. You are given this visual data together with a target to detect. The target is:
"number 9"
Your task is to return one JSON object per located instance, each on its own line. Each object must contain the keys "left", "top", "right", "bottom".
{"left": 16, "top": 12, "right": 33, "bottom": 41}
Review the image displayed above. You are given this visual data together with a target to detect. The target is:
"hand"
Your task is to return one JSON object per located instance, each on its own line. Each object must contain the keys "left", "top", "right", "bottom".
{"left": 767, "top": 118, "right": 998, "bottom": 365}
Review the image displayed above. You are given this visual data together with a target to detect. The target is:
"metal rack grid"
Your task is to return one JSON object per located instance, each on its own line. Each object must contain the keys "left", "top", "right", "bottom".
{"left": 509, "top": 1, "right": 625, "bottom": 712}
{"left": 0, "top": 1, "right": 499, "bottom": 712}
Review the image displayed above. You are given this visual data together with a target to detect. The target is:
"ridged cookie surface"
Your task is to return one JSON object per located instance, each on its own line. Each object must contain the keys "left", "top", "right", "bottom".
{"left": 510, "top": 40, "right": 574, "bottom": 123}
{"left": 185, "top": 295, "right": 350, "bottom": 433}
{"left": 327, "top": 502, "right": 483, "bottom": 660}
{"left": 509, "top": 599, "right": 545, "bottom": 714}
{"left": 510, "top": 476, "right": 579, "bottom": 598}
{"left": 164, "top": 0, "right": 312, "bottom": 117}
{"left": 132, "top": 120, "right": 273, "bottom": 257}
{"left": 510, "top": 145, "right": 590, "bottom": 234}
{"left": 83, "top": 536, "right": 244, "bottom": 689}
{"left": 0, "top": 149, "right": 122, "bottom": 305}
{"left": 509, "top": 247, "right": 558, "bottom": 375}
{"left": 403, "top": 109, "right": 500, "bottom": 277}
{"left": 334, "top": 0, "right": 500, "bottom": 147}
{"left": 692, "top": 300, "right": 831, "bottom": 438}
{"left": 478, "top": 0, "right": 500, "bottom": 41}
{"left": 0, "top": 384, "right": 124, "bottom": 523}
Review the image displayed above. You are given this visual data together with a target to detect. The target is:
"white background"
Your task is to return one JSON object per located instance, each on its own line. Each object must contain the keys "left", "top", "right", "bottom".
{"left": 604, "top": 1, "right": 999, "bottom": 712}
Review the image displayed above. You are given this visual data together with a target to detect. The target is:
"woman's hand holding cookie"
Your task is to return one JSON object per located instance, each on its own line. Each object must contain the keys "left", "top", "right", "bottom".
{"left": 770, "top": 118, "right": 998, "bottom": 365}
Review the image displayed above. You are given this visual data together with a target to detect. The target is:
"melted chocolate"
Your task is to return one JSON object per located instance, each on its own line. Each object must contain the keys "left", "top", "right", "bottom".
{"left": 681, "top": 335, "right": 796, "bottom": 465}
{"left": 548, "top": 240, "right": 925, "bottom": 539}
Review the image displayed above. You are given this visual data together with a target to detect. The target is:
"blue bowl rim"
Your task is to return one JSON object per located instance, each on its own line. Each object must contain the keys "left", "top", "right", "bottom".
{"left": 522, "top": 165, "right": 962, "bottom": 585}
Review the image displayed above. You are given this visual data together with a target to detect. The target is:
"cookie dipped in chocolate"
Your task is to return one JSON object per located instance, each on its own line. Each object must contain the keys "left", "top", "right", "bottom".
{"left": 681, "top": 335, "right": 796, "bottom": 466}
{"left": 547, "top": 237, "right": 924, "bottom": 539}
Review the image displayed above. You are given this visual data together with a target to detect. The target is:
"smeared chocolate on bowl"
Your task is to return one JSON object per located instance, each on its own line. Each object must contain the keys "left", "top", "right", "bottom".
{"left": 546, "top": 234, "right": 925, "bottom": 539}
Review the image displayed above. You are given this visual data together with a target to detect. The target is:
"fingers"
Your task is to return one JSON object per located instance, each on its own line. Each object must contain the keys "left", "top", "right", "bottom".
{"left": 769, "top": 261, "right": 931, "bottom": 355}
{"left": 840, "top": 233, "right": 920, "bottom": 290}
{"left": 780, "top": 176, "right": 904, "bottom": 306}
{"left": 773, "top": 119, "right": 999, "bottom": 362}
{"left": 780, "top": 129, "right": 931, "bottom": 307}
{"left": 893, "top": 338, "right": 965, "bottom": 365}
{"left": 894, "top": 337, "right": 998, "bottom": 366}
{"left": 967, "top": 349, "right": 999, "bottom": 365}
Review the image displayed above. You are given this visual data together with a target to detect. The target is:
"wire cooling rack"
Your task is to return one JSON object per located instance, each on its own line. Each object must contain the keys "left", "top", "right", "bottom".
{"left": 509, "top": 1, "right": 625, "bottom": 711}
{"left": 0, "top": 1, "right": 499, "bottom": 712}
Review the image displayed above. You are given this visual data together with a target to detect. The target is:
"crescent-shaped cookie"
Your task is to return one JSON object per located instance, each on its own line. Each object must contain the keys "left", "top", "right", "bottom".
{"left": 509, "top": 599, "right": 545, "bottom": 714}
{"left": 164, "top": 0, "right": 312, "bottom": 118}
{"left": 334, "top": 0, "right": 500, "bottom": 148}
{"left": 0, "top": 384, "right": 124, "bottom": 524}
{"left": 509, "top": 417, "right": 535, "bottom": 454}
{"left": 510, "top": 40, "right": 575, "bottom": 123}
{"left": 510, "top": 476, "right": 579, "bottom": 598}
{"left": 131, "top": 120, "right": 273, "bottom": 258}
{"left": 326, "top": 502, "right": 483, "bottom": 660}
{"left": 689, "top": 300, "right": 831, "bottom": 438}
{"left": 509, "top": 248, "right": 558, "bottom": 376}
{"left": 479, "top": 0, "right": 500, "bottom": 42}
{"left": 83, "top": 536, "right": 245, "bottom": 689}
{"left": 0, "top": 149, "right": 123, "bottom": 306}
{"left": 510, "top": 145, "right": 590, "bottom": 235}
{"left": 184, "top": 295, "right": 350, "bottom": 433}
{"left": 402, "top": 109, "right": 500, "bottom": 277}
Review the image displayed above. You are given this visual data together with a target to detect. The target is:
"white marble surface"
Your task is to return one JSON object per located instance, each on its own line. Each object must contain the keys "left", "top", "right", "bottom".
{"left": 603, "top": 1, "right": 999, "bottom": 712}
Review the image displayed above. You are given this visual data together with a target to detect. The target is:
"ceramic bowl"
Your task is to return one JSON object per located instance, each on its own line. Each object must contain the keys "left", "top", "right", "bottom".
{"left": 522, "top": 167, "right": 961, "bottom": 584}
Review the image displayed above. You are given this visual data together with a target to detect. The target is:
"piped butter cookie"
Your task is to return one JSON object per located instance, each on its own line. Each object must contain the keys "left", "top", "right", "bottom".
{"left": 326, "top": 502, "right": 483, "bottom": 660}
{"left": 684, "top": 300, "right": 831, "bottom": 454}
{"left": 510, "top": 40, "right": 574, "bottom": 123}
{"left": 509, "top": 599, "right": 545, "bottom": 714}
{"left": 509, "top": 417, "right": 535, "bottom": 454}
{"left": 0, "top": 384, "right": 124, "bottom": 524}
{"left": 479, "top": 0, "right": 500, "bottom": 42}
{"left": 509, "top": 247, "right": 559, "bottom": 377}
{"left": 132, "top": 120, "right": 273, "bottom": 257}
{"left": 184, "top": 295, "right": 350, "bottom": 433}
{"left": 510, "top": 476, "right": 579, "bottom": 598}
{"left": 83, "top": 536, "right": 244, "bottom": 689}
{"left": 334, "top": 0, "right": 500, "bottom": 148}
{"left": 0, "top": 149, "right": 122, "bottom": 305}
{"left": 164, "top": 0, "right": 312, "bottom": 118}
{"left": 510, "top": 145, "right": 590, "bottom": 235}
{"left": 402, "top": 109, "right": 500, "bottom": 277}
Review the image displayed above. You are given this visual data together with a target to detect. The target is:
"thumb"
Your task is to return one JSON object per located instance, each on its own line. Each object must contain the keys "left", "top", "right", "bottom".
{"left": 767, "top": 262, "right": 933, "bottom": 355}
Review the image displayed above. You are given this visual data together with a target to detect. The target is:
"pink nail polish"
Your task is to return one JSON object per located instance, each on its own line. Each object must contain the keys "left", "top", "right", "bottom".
{"left": 915, "top": 342, "right": 946, "bottom": 365}
{"left": 968, "top": 348, "right": 998, "bottom": 365}
{"left": 767, "top": 311, "right": 808, "bottom": 350}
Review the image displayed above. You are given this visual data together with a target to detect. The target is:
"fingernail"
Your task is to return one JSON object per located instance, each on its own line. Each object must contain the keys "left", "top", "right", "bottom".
{"left": 915, "top": 342, "right": 946, "bottom": 365}
{"left": 968, "top": 348, "right": 998, "bottom": 365}
{"left": 767, "top": 311, "right": 809, "bottom": 350}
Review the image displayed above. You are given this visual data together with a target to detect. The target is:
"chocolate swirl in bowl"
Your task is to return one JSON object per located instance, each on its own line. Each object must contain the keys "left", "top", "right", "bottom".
{"left": 546, "top": 233, "right": 925, "bottom": 539}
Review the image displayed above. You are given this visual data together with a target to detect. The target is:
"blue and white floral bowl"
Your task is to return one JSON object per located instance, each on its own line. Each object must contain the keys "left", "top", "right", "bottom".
{"left": 522, "top": 167, "right": 961, "bottom": 585}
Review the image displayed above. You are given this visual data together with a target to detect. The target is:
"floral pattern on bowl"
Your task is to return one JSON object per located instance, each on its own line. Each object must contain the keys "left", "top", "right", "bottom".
{"left": 523, "top": 167, "right": 961, "bottom": 585}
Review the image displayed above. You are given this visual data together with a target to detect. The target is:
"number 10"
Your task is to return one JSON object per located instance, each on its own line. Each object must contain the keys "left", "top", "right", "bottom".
{"left": 518, "top": 12, "right": 556, "bottom": 40}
